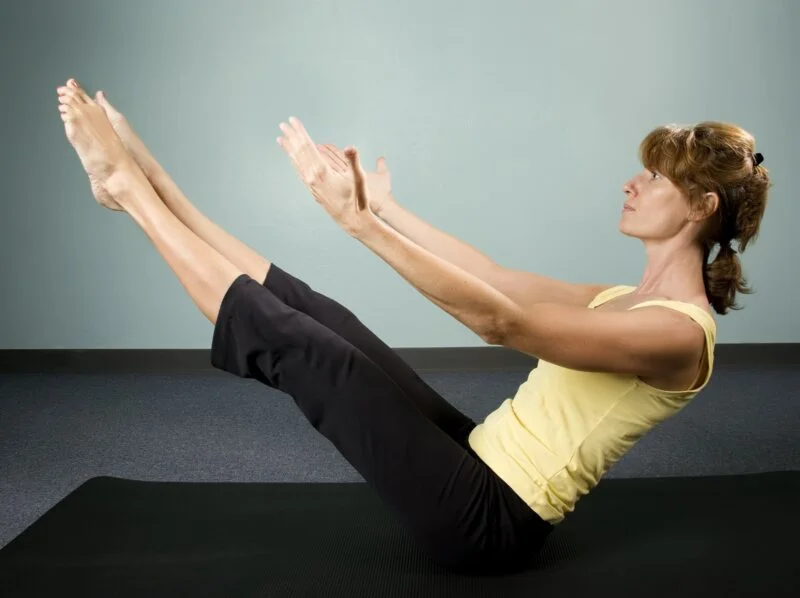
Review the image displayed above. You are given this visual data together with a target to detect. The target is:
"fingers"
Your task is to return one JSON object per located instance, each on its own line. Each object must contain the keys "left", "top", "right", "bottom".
{"left": 277, "top": 122, "right": 307, "bottom": 181}
{"left": 277, "top": 117, "right": 311, "bottom": 155}
{"left": 345, "top": 147, "right": 368, "bottom": 211}
{"left": 318, "top": 144, "right": 349, "bottom": 173}
{"left": 288, "top": 117, "right": 324, "bottom": 173}
{"left": 321, "top": 143, "right": 346, "bottom": 159}
{"left": 288, "top": 116, "right": 312, "bottom": 145}
{"left": 277, "top": 122, "right": 299, "bottom": 153}
{"left": 277, "top": 117, "right": 327, "bottom": 184}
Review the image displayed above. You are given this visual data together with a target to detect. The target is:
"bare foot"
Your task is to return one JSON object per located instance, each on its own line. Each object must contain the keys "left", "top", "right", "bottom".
{"left": 94, "top": 90, "right": 159, "bottom": 180}
{"left": 57, "top": 79, "right": 130, "bottom": 211}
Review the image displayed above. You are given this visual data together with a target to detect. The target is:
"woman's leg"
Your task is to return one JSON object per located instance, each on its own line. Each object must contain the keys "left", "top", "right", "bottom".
{"left": 58, "top": 81, "right": 243, "bottom": 325}
{"left": 60, "top": 87, "right": 551, "bottom": 573}
{"left": 260, "top": 264, "right": 478, "bottom": 447}
{"left": 97, "top": 90, "right": 270, "bottom": 284}
{"left": 105, "top": 168, "right": 547, "bottom": 573}
{"left": 97, "top": 94, "right": 476, "bottom": 448}
{"left": 211, "top": 274, "right": 551, "bottom": 573}
{"left": 110, "top": 167, "right": 244, "bottom": 325}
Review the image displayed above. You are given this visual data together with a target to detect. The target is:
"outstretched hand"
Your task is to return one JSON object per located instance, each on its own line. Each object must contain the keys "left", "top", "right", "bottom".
{"left": 317, "top": 144, "right": 395, "bottom": 217}
{"left": 277, "top": 117, "right": 375, "bottom": 237}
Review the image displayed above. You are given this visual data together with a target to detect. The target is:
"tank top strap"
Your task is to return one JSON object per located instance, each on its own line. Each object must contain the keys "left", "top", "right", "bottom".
{"left": 587, "top": 285, "right": 637, "bottom": 309}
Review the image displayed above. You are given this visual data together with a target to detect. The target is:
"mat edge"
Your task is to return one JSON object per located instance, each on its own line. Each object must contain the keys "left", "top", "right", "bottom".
{"left": 1, "top": 344, "right": 798, "bottom": 374}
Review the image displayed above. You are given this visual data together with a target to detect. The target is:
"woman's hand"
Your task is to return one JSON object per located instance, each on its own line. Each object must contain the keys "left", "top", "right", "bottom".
{"left": 316, "top": 144, "right": 396, "bottom": 217}
{"left": 277, "top": 117, "right": 376, "bottom": 238}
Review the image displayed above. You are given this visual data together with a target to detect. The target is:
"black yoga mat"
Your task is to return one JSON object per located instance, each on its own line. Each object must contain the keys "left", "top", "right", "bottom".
{"left": 1, "top": 471, "right": 798, "bottom": 597}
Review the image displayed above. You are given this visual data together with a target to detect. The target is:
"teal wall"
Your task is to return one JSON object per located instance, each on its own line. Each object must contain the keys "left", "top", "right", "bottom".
{"left": 1, "top": 0, "right": 797, "bottom": 349}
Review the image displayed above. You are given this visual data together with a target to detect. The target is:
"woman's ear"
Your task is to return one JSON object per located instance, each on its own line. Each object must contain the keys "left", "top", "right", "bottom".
{"left": 690, "top": 192, "right": 720, "bottom": 222}
{"left": 703, "top": 192, "right": 720, "bottom": 217}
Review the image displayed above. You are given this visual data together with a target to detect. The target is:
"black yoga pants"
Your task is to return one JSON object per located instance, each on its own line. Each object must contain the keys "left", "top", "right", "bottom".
{"left": 210, "top": 265, "right": 553, "bottom": 575}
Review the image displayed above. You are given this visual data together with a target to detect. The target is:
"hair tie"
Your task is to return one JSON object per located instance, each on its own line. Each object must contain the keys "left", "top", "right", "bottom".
{"left": 720, "top": 239, "right": 737, "bottom": 255}
{"left": 753, "top": 152, "right": 764, "bottom": 167}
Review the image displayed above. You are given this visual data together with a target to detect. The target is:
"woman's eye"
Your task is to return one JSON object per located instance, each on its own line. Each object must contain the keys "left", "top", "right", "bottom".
{"left": 650, "top": 170, "right": 660, "bottom": 180}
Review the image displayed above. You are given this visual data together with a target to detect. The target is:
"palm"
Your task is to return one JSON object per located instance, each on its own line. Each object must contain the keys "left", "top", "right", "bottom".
{"left": 317, "top": 144, "right": 393, "bottom": 214}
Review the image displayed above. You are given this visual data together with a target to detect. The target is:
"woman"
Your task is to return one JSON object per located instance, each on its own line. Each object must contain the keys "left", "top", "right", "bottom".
{"left": 56, "top": 78, "right": 770, "bottom": 575}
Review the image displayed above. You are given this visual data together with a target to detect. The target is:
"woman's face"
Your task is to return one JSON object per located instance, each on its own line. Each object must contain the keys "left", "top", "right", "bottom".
{"left": 619, "top": 168, "right": 696, "bottom": 243}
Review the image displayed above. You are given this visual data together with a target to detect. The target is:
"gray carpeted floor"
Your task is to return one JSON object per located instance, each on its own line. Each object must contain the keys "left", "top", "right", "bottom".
{"left": 1, "top": 364, "right": 798, "bottom": 550}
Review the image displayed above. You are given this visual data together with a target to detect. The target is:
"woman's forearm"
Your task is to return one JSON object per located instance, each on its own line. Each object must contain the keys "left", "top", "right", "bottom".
{"left": 356, "top": 214, "right": 517, "bottom": 342}
{"left": 377, "top": 199, "right": 501, "bottom": 286}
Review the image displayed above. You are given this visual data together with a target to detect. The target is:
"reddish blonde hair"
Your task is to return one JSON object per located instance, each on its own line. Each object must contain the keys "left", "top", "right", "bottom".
{"left": 638, "top": 122, "right": 772, "bottom": 314}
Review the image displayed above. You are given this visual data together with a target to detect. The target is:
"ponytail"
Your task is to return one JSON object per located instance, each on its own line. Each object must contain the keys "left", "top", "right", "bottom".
{"left": 705, "top": 241, "right": 752, "bottom": 314}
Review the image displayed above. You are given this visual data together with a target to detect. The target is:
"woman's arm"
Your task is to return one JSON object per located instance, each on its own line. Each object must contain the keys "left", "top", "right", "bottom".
{"left": 318, "top": 143, "right": 503, "bottom": 288}
{"left": 356, "top": 215, "right": 518, "bottom": 342}
{"left": 278, "top": 121, "right": 602, "bottom": 339}
{"left": 318, "top": 144, "right": 609, "bottom": 308}
{"left": 498, "top": 302, "right": 704, "bottom": 376}
{"left": 357, "top": 213, "right": 702, "bottom": 377}
{"left": 376, "top": 199, "right": 500, "bottom": 289}
{"left": 378, "top": 200, "right": 608, "bottom": 308}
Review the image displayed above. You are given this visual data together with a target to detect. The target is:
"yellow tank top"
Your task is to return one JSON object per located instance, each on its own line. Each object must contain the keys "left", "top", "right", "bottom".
{"left": 467, "top": 285, "right": 717, "bottom": 524}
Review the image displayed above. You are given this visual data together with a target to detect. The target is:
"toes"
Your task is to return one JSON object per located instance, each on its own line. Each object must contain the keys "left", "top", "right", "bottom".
{"left": 58, "top": 103, "right": 72, "bottom": 122}
{"left": 95, "top": 92, "right": 108, "bottom": 115}
{"left": 76, "top": 85, "right": 93, "bottom": 104}
{"left": 75, "top": 88, "right": 91, "bottom": 104}
{"left": 95, "top": 91, "right": 115, "bottom": 114}
{"left": 57, "top": 93, "right": 74, "bottom": 118}
{"left": 57, "top": 87, "right": 81, "bottom": 107}
{"left": 56, "top": 86, "right": 79, "bottom": 120}
{"left": 67, "top": 78, "right": 86, "bottom": 97}
{"left": 57, "top": 80, "right": 90, "bottom": 123}
{"left": 70, "top": 86, "right": 90, "bottom": 104}
{"left": 64, "top": 79, "right": 91, "bottom": 103}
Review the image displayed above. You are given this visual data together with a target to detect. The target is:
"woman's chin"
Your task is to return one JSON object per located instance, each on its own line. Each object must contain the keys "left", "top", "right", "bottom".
{"left": 617, "top": 221, "right": 641, "bottom": 239}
